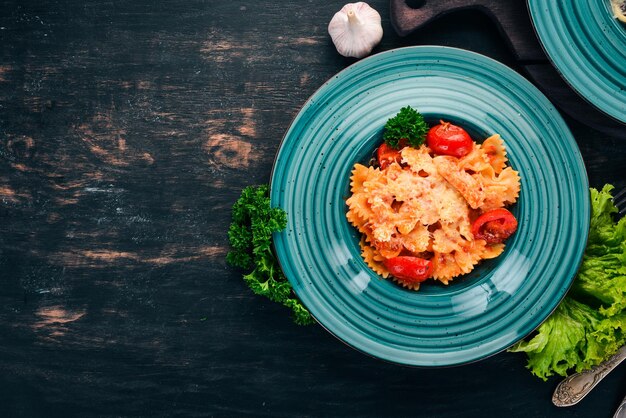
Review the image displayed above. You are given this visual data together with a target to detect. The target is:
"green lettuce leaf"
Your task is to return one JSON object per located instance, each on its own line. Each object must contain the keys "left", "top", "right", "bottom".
{"left": 594, "top": 313, "right": 626, "bottom": 356}
{"left": 509, "top": 298, "right": 606, "bottom": 380}
{"left": 572, "top": 185, "right": 626, "bottom": 316}
{"left": 509, "top": 184, "right": 626, "bottom": 380}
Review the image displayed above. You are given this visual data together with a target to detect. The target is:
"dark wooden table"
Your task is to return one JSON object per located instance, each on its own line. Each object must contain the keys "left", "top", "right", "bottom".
{"left": 1, "top": 1, "right": 625, "bottom": 417}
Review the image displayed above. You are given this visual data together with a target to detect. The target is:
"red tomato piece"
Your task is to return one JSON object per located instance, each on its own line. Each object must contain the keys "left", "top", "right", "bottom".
{"left": 383, "top": 256, "right": 433, "bottom": 284}
{"left": 426, "top": 121, "right": 473, "bottom": 157}
{"left": 471, "top": 208, "right": 518, "bottom": 244}
{"left": 376, "top": 143, "right": 402, "bottom": 169}
{"left": 376, "top": 139, "right": 408, "bottom": 169}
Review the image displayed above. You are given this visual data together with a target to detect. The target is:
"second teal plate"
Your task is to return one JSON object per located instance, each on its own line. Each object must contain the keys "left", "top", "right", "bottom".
{"left": 528, "top": 0, "right": 626, "bottom": 124}
{"left": 270, "top": 46, "right": 590, "bottom": 366}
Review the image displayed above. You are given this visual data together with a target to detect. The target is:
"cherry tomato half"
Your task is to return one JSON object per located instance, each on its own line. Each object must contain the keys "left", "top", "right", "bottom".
{"left": 376, "top": 143, "right": 402, "bottom": 169}
{"left": 426, "top": 121, "right": 473, "bottom": 157}
{"left": 383, "top": 256, "right": 433, "bottom": 284}
{"left": 471, "top": 208, "right": 518, "bottom": 244}
{"left": 376, "top": 139, "right": 408, "bottom": 169}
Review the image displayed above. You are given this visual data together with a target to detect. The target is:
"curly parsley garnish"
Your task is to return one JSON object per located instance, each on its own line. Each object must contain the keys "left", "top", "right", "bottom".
{"left": 382, "top": 106, "right": 429, "bottom": 148}
{"left": 227, "top": 185, "right": 314, "bottom": 326}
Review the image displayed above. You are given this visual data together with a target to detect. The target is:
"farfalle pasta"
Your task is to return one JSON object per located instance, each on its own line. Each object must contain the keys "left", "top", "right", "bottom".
{"left": 346, "top": 130, "right": 520, "bottom": 291}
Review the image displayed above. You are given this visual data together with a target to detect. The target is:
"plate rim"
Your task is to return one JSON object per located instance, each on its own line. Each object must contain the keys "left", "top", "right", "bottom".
{"left": 270, "top": 45, "right": 590, "bottom": 367}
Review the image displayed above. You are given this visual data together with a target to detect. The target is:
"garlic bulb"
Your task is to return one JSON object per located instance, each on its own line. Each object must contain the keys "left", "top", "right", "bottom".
{"left": 328, "top": 2, "right": 383, "bottom": 59}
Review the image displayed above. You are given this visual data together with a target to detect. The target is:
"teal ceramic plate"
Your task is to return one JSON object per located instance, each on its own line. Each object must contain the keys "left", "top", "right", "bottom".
{"left": 528, "top": 0, "right": 626, "bottom": 123}
{"left": 270, "top": 46, "right": 590, "bottom": 366}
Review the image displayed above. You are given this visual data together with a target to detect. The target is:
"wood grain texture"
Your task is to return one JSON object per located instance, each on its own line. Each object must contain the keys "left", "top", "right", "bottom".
{"left": 0, "top": 1, "right": 624, "bottom": 417}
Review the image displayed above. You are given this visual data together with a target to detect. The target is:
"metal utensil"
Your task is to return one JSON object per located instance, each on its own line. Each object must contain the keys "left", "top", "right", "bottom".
{"left": 612, "top": 188, "right": 626, "bottom": 417}
{"left": 552, "top": 345, "right": 626, "bottom": 406}
{"left": 614, "top": 394, "right": 626, "bottom": 418}
{"left": 614, "top": 187, "right": 626, "bottom": 219}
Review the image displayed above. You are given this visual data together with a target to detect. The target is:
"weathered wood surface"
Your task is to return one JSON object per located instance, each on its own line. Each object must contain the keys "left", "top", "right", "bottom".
{"left": 0, "top": 1, "right": 624, "bottom": 417}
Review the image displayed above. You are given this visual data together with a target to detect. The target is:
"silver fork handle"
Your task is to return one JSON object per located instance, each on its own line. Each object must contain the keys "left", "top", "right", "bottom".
{"left": 553, "top": 345, "right": 626, "bottom": 407}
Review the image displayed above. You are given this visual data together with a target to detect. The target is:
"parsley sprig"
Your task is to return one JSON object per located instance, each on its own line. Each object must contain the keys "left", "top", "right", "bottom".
{"left": 382, "top": 106, "right": 429, "bottom": 148}
{"left": 227, "top": 185, "right": 314, "bottom": 325}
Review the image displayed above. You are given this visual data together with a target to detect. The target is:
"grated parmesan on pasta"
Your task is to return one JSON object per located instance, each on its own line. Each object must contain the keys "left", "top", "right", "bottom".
{"left": 346, "top": 135, "right": 520, "bottom": 290}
